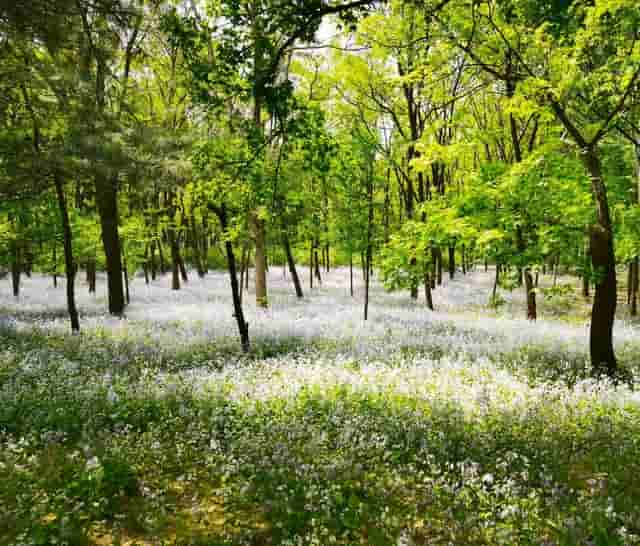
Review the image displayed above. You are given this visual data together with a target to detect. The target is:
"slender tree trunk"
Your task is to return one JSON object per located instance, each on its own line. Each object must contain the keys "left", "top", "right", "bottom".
{"left": 492, "top": 263, "right": 500, "bottom": 302}
{"left": 143, "top": 244, "right": 150, "bottom": 285}
{"left": 253, "top": 215, "right": 268, "bottom": 307}
{"left": 631, "top": 143, "right": 640, "bottom": 317}
{"left": 314, "top": 245, "right": 322, "bottom": 284}
{"left": 245, "top": 250, "right": 250, "bottom": 290}
{"left": 150, "top": 239, "right": 157, "bottom": 281}
{"left": 178, "top": 252, "right": 188, "bottom": 282}
{"left": 410, "top": 257, "right": 419, "bottom": 299}
{"left": 11, "top": 242, "right": 20, "bottom": 297}
{"left": 424, "top": 271, "right": 434, "bottom": 311}
{"left": 448, "top": 245, "right": 455, "bottom": 279}
{"left": 632, "top": 257, "right": 639, "bottom": 317}
{"left": 282, "top": 231, "right": 303, "bottom": 298}
{"left": 54, "top": 172, "right": 80, "bottom": 332}
{"left": 349, "top": 252, "right": 354, "bottom": 297}
{"left": 364, "top": 166, "right": 374, "bottom": 321}
{"left": 168, "top": 223, "right": 180, "bottom": 291}
{"left": 461, "top": 244, "right": 467, "bottom": 275}
{"left": 122, "top": 245, "right": 130, "bottom": 305}
{"left": 217, "top": 205, "right": 249, "bottom": 352}
{"left": 309, "top": 242, "right": 313, "bottom": 290}
{"left": 239, "top": 247, "right": 247, "bottom": 304}
{"left": 52, "top": 244, "right": 58, "bottom": 288}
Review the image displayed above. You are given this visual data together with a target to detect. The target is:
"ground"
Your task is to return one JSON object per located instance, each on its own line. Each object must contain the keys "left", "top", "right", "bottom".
{"left": 1, "top": 267, "right": 640, "bottom": 545}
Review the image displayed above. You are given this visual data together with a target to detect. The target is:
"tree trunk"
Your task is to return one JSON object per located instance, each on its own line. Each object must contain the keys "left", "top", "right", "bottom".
{"left": 309, "top": 243, "right": 313, "bottom": 290}
{"left": 364, "top": 165, "right": 374, "bottom": 321}
{"left": 253, "top": 215, "right": 268, "bottom": 307}
{"left": 448, "top": 245, "right": 455, "bottom": 279}
{"left": 461, "top": 244, "right": 467, "bottom": 275}
{"left": 282, "top": 231, "right": 303, "bottom": 298}
{"left": 583, "top": 149, "right": 617, "bottom": 376}
{"left": 632, "top": 257, "right": 639, "bottom": 317}
{"left": 87, "top": 260, "right": 96, "bottom": 293}
{"left": 168, "top": 224, "right": 180, "bottom": 291}
{"left": 11, "top": 243, "right": 20, "bottom": 297}
{"left": 524, "top": 269, "right": 536, "bottom": 321}
{"left": 52, "top": 243, "right": 58, "bottom": 288}
{"left": 122, "top": 246, "right": 130, "bottom": 305}
{"left": 157, "top": 236, "right": 167, "bottom": 274}
{"left": 314, "top": 245, "right": 322, "bottom": 284}
{"left": 95, "top": 174, "right": 125, "bottom": 315}
{"left": 582, "top": 239, "right": 590, "bottom": 298}
{"left": 424, "top": 271, "right": 434, "bottom": 311}
{"left": 149, "top": 239, "right": 157, "bottom": 281}
{"left": 217, "top": 205, "right": 249, "bottom": 352}
{"left": 54, "top": 172, "right": 80, "bottom": 332}
{"left": 178, "top": 252, "right": 188, "bottom": 282}
{"left": 350, "top": 253, "right": 354, "bottom": 297}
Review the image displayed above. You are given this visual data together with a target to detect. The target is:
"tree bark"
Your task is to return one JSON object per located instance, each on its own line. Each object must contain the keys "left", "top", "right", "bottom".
{"left": 54, "top": 172, "right": 80, "bottom": 332}
{"left": 10, "top": 242, "right": 20, "bottom": 297}
{"left": 282, "top": 231, "right": 303, "bottom": 298}
{"left": 424, "top": 271, "right": 434, "bottom": 310}
{"left": 583, "top": 149, "right": 617, "bottom": 376}
{"left": 95, "top": 174, "right": 125, "bottom": 315}
{"left": 632, "top": 258, "right": 639, "bottom": 317}
{"left": 168, "top": 221, "right": 181, "bottom": 291}
{"left": 253, "top": 215, "right": 268, "bottom": 307}
{"left": 448, "top": 245, "right": 455, "bottom": 279}
{"left": 217, "top": 205, "right": 249, "bottom": 352}
{"left": 349, "top": 253, "right": 354, "bottom": 297}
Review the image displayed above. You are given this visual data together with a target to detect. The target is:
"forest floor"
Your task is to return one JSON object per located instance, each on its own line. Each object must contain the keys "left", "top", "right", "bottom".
{"left": 2, "top": 267, "right": 640, "bottom": 545}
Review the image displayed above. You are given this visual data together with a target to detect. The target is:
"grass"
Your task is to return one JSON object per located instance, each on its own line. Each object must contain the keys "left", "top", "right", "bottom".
{"left": 1, "top": 268, "right": 640, "bottom": 545}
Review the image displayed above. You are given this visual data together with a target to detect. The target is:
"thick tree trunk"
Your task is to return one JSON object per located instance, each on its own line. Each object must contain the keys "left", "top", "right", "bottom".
{"left": 253, "top": 215, "right": 268, "bottom": 307}
{"left": 282, "top": 231, "right": 303, "bottom": 298}
{"left": 95, "top": 175, "right": 125, "bottom": 315}
{"left": 583, "top": 149, "right": 617, "bottom": 376}
{"left": 54, "top": 172, "right": 80, "bottom": 332}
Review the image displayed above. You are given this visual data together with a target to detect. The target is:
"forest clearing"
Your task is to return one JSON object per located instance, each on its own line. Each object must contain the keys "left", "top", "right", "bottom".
{"left": 3, "top": 0, "right": 640, "bottom": 544}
